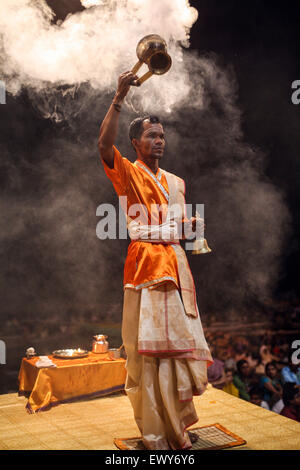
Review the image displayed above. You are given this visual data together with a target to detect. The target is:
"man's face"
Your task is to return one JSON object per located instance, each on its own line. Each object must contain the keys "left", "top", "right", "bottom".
{"left": 134, "top": 121, "right": 165, "bottom": 160}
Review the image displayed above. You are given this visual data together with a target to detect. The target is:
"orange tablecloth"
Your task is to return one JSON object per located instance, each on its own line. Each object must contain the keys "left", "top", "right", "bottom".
{"left": 18, "top": 352, "right": 127, "bottom": 413}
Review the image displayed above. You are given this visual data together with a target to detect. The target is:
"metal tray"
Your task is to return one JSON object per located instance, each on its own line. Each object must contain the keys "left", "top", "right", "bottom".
{"left": 52, "top": 349, "right": 89, "bottom": 359}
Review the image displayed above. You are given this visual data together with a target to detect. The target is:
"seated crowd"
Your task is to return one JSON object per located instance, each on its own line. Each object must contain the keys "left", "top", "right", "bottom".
{"left": 206, "top": 331, "right": 300, "bottom": 422}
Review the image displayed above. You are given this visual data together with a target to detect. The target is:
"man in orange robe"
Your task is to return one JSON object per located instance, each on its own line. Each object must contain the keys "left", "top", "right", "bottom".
{"left": 98, "top": 71, "right": 212, "bottom": 450}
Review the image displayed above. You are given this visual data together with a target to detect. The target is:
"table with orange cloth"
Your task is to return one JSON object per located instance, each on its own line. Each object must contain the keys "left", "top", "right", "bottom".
{"left": 18, "top": 352, "right": 127, "bottom": 413}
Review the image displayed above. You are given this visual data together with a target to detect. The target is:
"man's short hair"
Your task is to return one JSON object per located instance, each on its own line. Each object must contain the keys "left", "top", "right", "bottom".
{"left": 129, "top": 115, "right": 161, "bottom": 144}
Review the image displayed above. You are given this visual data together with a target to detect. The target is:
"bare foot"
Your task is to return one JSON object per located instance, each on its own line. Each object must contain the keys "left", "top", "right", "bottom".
{"left": 188, "top": 431, "right": 198, "bottom": 444}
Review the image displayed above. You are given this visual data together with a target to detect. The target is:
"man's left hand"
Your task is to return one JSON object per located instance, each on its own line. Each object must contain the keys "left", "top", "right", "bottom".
{"left": 182, "top": 217, "right": 205, "bottom": 239}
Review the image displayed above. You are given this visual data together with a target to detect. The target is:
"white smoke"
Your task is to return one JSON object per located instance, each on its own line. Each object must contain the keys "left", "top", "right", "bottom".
{"left": 0, "top": 0, "right": 293, "bottom": 318}
{"left": 0, "top": 0, "right": 199, "bottom": 115}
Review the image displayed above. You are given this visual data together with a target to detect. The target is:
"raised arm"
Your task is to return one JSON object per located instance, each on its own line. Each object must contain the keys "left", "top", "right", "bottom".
{"left": 98, "top": 71, "right": 137, "bottom": 169}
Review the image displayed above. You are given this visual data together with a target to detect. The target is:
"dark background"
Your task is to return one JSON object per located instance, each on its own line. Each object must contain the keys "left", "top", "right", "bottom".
{"left": 189, "top": 0, "right": 300, "bottom": 296}
{"left": 14, "top": 0, "right": 299, "bottom": 298}
{"left": 1, "top": 0, "right": 300, "bottom": 392}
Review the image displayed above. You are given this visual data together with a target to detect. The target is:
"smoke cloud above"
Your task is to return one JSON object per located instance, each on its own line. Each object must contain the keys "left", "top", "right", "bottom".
{"left": 0, "top": 0, "right": 292, "bottom": 323}
{"left": 0, "top": 0, "right": 199, "bottom": 117}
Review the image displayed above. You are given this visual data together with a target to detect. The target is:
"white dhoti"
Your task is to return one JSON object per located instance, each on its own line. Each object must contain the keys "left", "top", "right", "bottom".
{"left": 121, "top": 166, "right": 212, "bottom": 450}
{"left": 122, "top": 282, "right": 212, "bottom": 450}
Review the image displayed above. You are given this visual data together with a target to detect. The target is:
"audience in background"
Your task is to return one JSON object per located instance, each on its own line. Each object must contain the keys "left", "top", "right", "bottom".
{"left": 259, "top": 361, "right": 283, "bottom": 409}
{"left": 233, "top": 360, "right": 253, "bottom": 401}
{"left": 280, "top": 383, "right": 300, "bottom": 422}
{"left": 207, "top": 346, "right": 226, "bottom": 389}
{"left": 222, "top": 368, "right": 239, "bottom": 398}
{"left": 259, "top": 344, "right": 277, "bottom": 365}
{"left": 224, "top": 357, "right": 237, "bottom": 372}
{"left": 206, "top": 329, "right": 300, "bottom": 419}
{"left": 254, "top": 354, "right": 268, "bottom": 377}
{"left": 249, "top": 385, "right": 269, "bottom": 410}
{"left": 281, "top": 359, "right": 300, "bottom": 386}
{"left": 246, "top": 351, "right": 261, "bottom": 370}
{"left": 271, "top": 396, "right": 285, "bottom": 414}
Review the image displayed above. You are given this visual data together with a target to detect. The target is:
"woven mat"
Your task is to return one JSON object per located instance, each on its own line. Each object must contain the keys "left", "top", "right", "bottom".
{"left": 114, "top": 423, "right": 246, "bottom": 450}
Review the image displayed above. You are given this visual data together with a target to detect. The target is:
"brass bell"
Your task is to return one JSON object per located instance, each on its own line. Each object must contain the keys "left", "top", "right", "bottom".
{"left": 192, "top": 210, "right": 212, "bottom": 255}
{"left": 192, "top": 238, "right": 212, "bottom": 255}
{"left": 131, "top": 34, "right": 172, "bottom": 86}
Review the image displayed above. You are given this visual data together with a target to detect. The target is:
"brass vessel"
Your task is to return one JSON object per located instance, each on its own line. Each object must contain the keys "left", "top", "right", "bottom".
{"left": 92, "top": 334, "right": 109, "bottom": 353}
{"left": 131, "top": 34, "right": 172, "bottom": 86}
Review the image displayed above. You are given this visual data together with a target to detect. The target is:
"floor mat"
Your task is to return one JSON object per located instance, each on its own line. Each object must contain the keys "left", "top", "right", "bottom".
{"left": 114, "top": 423, "right": 246, "bottom": 450}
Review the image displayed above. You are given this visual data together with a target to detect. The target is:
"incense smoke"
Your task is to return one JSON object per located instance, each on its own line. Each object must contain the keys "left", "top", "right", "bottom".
{"left": 0, "top": 0, "right": 199, "bottom": 119}
{"left": 0, "top": 0, "right": 292, "bottom": 325}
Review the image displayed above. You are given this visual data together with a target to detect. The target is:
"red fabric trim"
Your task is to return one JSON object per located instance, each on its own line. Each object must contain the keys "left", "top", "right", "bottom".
{"left": 164, "top": 283, "right": 169, "bottom": 348}
{"left": 124, "top": 278, "right": 179, "bottom": 291}
{"left": 184, "top": 419, "right": 199, "bottom": 433}
{"left": 131, "top": 240, "right": 180, "bottom": 245}
{"left": 186, "top": 260, "right": 198, "bottom": 317}
{"left": 138, "top": 348, "right": 195, "bottom": 354}
{"left": 138, "top": 350, "right": 213, "bottom": 363}
{"left": 173, "top": 418, "right": 199, "bottom": 450}
{"left": 179, "top": 385, "right": 206, "bottom": 402}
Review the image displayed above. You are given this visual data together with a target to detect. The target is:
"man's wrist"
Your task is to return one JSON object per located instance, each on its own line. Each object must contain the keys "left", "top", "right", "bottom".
{"left": 113, "top": 93, "right": 124, "bottom": 106}
{"left": 113, "top": 102, "right": 121, "bottom": 112}
{"left": 112, "top": 94, "right": 124, "bottom": 112}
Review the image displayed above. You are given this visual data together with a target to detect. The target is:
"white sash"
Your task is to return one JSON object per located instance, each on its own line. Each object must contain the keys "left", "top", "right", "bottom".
{"left": 161, "top": 170, "right": 198, "bottom": 318}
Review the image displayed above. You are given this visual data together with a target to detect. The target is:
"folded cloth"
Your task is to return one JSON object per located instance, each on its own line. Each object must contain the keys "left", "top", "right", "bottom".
{"left": 128, "top": 219, "right": 180, "bottom": 242}
{"left": 35, "top": 356, "right": 57, "bottom": 368}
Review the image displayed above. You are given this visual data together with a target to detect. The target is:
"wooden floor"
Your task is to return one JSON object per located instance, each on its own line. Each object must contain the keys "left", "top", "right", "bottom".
{"left": 0, "top": 384, "right": 300, "bottom": 450}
